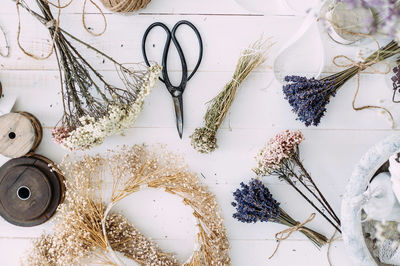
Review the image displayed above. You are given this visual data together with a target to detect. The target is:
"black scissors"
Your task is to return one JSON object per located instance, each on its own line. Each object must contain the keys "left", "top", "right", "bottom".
{"left": 142, "top": 20, "right": 203, "bottom": 139}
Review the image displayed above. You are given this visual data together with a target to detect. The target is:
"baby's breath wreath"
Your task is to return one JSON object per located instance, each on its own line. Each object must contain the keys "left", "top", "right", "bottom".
{"left": 24, "top": 145, "right": 230, "bottom": 266}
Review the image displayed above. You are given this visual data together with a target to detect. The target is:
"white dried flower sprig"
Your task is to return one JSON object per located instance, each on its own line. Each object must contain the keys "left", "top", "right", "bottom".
{"left": 24, "top": 145, "right": 230, "bottom": 266}
{"left": 54, "top": 65, "right": 161, "bottom": 150}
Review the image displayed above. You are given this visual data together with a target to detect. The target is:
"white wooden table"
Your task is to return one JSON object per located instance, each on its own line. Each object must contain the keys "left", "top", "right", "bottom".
{"left": 0, "top": 0, "right": 397, "bottom": 265}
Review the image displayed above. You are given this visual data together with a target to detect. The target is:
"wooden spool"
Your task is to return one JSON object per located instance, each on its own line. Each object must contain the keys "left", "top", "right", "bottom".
{"left": 0, "top": 112, "right": 42, "bottom": 158}
{"left": 0, "top": 155, "right": 64, "bottom": 227}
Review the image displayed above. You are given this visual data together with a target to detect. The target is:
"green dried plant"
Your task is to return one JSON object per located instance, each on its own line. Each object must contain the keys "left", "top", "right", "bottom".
{"left": 190, "top": 38, "right": 274, "bottom": 153}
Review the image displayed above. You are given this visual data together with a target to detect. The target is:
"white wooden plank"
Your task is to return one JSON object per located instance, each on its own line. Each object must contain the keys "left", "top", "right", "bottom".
{"left": 0, "top": 0, "right": 295, "bottom": 15}
{"left": 0, "top": 237, "right": 353, "bottom": 266}
{"left": 0, "top": 14, "right": 298, "bottom": 71}
{"left": 1, "top": 12, "right": 392, "bottom": 74}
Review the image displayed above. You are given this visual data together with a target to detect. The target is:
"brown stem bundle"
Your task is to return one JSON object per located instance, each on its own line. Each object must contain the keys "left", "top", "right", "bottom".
{"left": 16, "top": 0, "right": 161, "bottom": 150}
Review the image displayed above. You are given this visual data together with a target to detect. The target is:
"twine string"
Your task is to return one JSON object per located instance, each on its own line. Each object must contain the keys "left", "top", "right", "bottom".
{"left": 327, "top": 229, "right": 341, "bottom": 266}
{"left": 332, "top": 54, "right": 394, "bottom": 129}
{"left": 16, "top": 0, "right": 61, "bottom": 60}
{"left": 44, "top": 0, "right": 73, "bottom": 9}
{"left": 231, "top": 78, "right": 240, "bottom": 84}
{"left": 17, "top": 0, "right": 107, "bottom": 61}
{"left": 82, "top": 0, "right": 107, "bottom": 36}
{"left": 269, "top": 213, "right": 316, "bottom": 259}
{"left": 322, "top": 18, "right": 395, "bottom": 128}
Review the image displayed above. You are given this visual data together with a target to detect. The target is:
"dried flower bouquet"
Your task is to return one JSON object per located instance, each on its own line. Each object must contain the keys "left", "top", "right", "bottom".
{"left": 254, "top": 130, "right": 341, "bottom": 233}
{"left": 232, "top": 179, "right": 328, "bottom": 254}
{"left": 283, "top": 41, "right": 400, "bottom": 127}
{"left": 24, "top": 145, "right": 230, "bottom": 266}
{"left": 190, "top": 38, "right": 273, "bottom": 153}
{"left": 17, "top": 0, "right": 161, "bottom": 150}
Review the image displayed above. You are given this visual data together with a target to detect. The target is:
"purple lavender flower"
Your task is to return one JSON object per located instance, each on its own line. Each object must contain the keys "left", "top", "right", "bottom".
{"left": 232, "top": 179, "right": 280, "bottom": 223}
{"left": 282, "top": 75, "right": 336, "bottom": 126}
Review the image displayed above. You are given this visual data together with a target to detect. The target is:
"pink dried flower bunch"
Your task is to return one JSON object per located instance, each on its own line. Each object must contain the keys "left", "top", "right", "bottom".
{"left": 254, "top": 130, "right": 304, "bottom": 175}
{"left": 51, "top": 127, "right": 70, "bottom": 145}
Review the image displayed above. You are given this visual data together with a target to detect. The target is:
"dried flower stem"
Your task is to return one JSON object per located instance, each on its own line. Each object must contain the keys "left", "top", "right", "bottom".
{"left": 278, "top": 159, "right": 342, "bottom": 233}
{"left": 292, "top": 154, "right": 341, "bottom": 225}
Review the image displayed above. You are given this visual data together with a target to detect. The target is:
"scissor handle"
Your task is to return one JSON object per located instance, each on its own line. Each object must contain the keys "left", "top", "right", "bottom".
{"left": 142, "top": 22, "right": 172, "bottom": 84}
{"left": 171, "top": 20, "right": 203, "bottom": 83}
{"left": 141, "top": 21, "right": 203, "bottom": 93}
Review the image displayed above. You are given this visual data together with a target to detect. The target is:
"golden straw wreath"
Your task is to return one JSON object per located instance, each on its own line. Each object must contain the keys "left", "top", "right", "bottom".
{"left": 24, "top": 144, "right": 231, "bottom": 266}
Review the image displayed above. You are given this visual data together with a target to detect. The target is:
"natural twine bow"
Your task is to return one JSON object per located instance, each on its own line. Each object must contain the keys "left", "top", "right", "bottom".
{"left": 332, "top": 53, "right": 394, "bottom": 128}
{"left": 269, "top": 213, "right": 316, "bottom": 259}
{"left": 323, "top": 19, "right": 395, "bottom": 128}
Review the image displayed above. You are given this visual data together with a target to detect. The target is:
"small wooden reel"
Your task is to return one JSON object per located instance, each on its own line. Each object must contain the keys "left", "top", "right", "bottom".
{"left": 0, "top": 112, "right": 42, "bottom": 158}
{"left": 0, "top": 155, "right": 65, "bottom": 227}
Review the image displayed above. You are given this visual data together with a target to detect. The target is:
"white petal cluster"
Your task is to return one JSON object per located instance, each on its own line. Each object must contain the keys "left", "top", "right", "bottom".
{"left": 62, "top": 65, "right": 161, "bottom": 150}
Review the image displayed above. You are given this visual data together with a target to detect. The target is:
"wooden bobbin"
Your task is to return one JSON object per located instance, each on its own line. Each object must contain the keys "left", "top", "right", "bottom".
{"left": 0, "top": 112, "right": 43, "bottom": 158}
{"left": 0, "top": 155, "right": 65, "bottom": 227}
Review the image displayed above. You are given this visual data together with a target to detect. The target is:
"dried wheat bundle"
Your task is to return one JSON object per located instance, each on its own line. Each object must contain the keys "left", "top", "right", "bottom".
{"left": 190, "top": 38, "right": 273, "bottom": 153}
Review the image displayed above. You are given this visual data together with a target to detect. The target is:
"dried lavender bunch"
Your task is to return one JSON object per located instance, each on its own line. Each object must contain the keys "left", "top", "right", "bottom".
{"left": 190, "top": 39, "right": 273, "bottom": 153}
{"left": 343, "top": 0, "right": 400, "bottom": 40}
{"left": 232, "top": 179, "right": 328, "bottom": 248}
{"left": 17, "top": 0, "right": 161, "bottom": 150}
{"left": 283, "top": 40, "right": 400, "bottom": 126}
{"left": 254, "top": 130, "right": 341, "bottom": 233}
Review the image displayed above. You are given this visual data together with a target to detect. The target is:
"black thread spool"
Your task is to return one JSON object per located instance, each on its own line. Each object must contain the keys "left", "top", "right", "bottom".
{"left": 0, "top": 112, "right": 43, "bottom": 158}
{"left": 0, "top": 155, "right": 64, "bottom": 227}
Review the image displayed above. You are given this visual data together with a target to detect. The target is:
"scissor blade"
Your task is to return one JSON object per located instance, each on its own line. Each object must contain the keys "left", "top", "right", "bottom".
{"left": 173, "top": 95, "right": 184, "bottom": 139}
